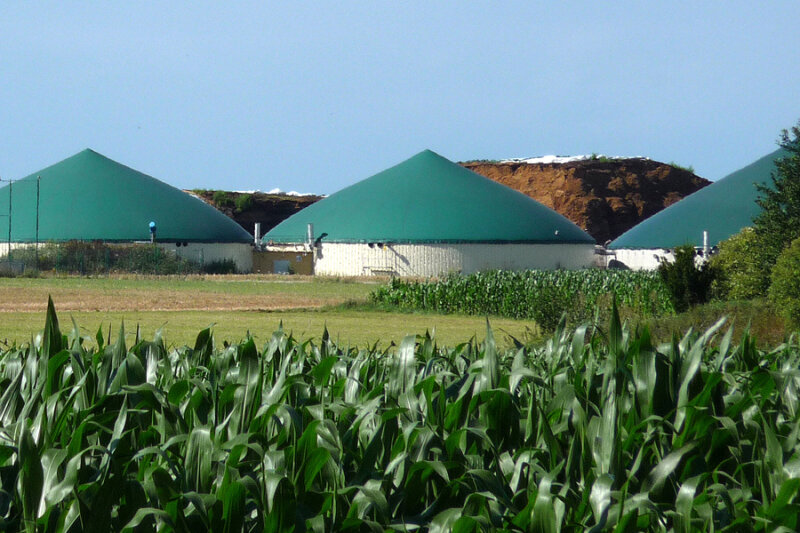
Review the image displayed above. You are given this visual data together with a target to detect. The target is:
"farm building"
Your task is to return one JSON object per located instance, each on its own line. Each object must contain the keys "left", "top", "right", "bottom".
{"left": 261, "top": 150, "right": 596, "bottom": 276}
{"left": 608, "top": 148, "right": 787, "bottom": 269}
{"left": 0, "top": 149, "right": 254, "bottom": 271}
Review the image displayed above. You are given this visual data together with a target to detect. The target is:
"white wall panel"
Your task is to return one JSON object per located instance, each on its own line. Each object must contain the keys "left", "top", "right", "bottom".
{"left": 162, "top": 242, "right": 254, "bottom": 273}
{"left": 609, "top": 249, "right": 672, "bottom": 270}
{"left": 312, "top": 243, "right": 596, "bottom": 277}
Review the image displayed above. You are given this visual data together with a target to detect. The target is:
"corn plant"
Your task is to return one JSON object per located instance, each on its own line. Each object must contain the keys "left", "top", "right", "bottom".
{"left": 1, "top": 297, "right": 799, "bottom": 531}
{"left": 370, "top": 269, "right": 673, "bottom": 330}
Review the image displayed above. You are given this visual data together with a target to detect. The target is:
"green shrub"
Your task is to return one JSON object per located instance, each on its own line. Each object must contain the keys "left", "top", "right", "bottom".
{"left": 120, "top": 244, "right": 198, "bottom": 274}
{"left": 590, "top": 153, "right": 616, "bottom": 163}
{"left": 710, "top": 227, "right": 769, "bottom": 299}
{"left": 234, "top": 193, "right": 254, "bottom": 212}
{"left": 1, "top": 241, "right": 202, "bottom": 275}
{"left": 658, "top": 244, "right": 715, "bottom": 312}
{"left": 212, "top": 190, "right": 233, "bottom": 208}
{"left": 201, "top": 258, "right": 238, "bottom": 274}
{"left": 769, "top": 236, "right": 800, "bottom": 328}
{"left": 668, "top": 161, "right": 695, "bottom": 174}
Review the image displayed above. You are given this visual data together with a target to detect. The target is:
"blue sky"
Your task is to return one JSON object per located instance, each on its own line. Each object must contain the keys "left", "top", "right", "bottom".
{"left": 1, "top": 2, "right": 798, "bottom": 194}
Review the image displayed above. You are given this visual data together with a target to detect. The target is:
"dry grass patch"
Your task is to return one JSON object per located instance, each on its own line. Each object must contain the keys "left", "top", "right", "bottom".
{"left": 0, "top": 287, "right": 334, "bottom": 312}
{"left": 0, "top": 275, "right": 376, "bottom": 312}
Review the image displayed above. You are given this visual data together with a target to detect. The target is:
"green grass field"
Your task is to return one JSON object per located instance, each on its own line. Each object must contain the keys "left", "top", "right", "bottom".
{"left": 0, "top": 275, "right": 539, "bottom": 349}
{"left": 0, "top": 308, "right": 540, "bottom": 351}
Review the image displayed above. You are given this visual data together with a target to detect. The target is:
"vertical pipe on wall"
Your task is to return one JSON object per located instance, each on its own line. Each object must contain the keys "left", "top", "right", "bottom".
{"left": 307, "top": 223, "right": 315, "bottom": 275}
{"left": 7, "top": 180, "right": 12, "bottom": 259}
{"left": 35, "top": 176, "right": 40, "bottom": 269}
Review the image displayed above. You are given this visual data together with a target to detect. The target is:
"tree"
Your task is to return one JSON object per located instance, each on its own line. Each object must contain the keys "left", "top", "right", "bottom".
{"left": 753, "top": 121, "right": 800, "bottom": 270}
{"left": 769, "top": 236, "right": 800, "bottom": 328}
{"left": 658, "top": 244, "right": 716, "bottom": 312}
{"left": 709, "top": 227, "right": 769, "bottom": 300}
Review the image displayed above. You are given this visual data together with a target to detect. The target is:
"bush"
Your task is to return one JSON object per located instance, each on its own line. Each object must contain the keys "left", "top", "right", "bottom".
{"left": 658, "top": 244, "right": 715, "bottom": 313}
{"left": 212, "top": 190, "right": 234, "bottom": 208}
{"left": 710, "top": 227, "right": 770, "bottom": 299}
{"left": 235, "top": 193, "right": 254, "bottom": 213}
{"left": 201, "top": 258, "right": 238, "bottom": 274}
{"left": 589, "top": 153, "right": 616, "bottom": 163}
{"left": 668, "top": 161, "right": 695, "bottom": 174}
{"left": 769, "top": 236, "right": 800, "bottom": 328}
{"left": 1, "top": 241, "right": 202, "bottom": 275}
{"left": 120, "top": 244, "right": 199, "bottom": 274}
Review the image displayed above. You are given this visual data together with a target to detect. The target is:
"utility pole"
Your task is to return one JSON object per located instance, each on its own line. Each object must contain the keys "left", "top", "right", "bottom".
{"left": 6, "top": 179, "right": 11, "bottom": 260}
{"left": 35, "top": 176, "right": 40, "bottom": 269}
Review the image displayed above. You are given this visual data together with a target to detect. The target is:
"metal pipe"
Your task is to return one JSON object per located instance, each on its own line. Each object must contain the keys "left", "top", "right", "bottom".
{"left": 307, "top": 223, "right": 315, "bottom": 275}
{"left": 7, "top": 180, "right": 11, "bottom": 260}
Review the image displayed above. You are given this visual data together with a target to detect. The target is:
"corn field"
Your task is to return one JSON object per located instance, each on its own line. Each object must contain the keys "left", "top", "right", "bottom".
{"left": 1, "top": 298, "right": 800, "bottom": 531}
{"left": 370, "top": 270, "right": 674, "bottom": 330}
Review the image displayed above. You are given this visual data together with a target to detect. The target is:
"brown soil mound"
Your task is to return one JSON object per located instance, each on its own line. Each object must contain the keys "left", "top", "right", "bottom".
{"left": 190, "top": 190, "right": 322, "bottom": 237}
{"left": 192, "top": 158, "right": 709, "bottom": 245}
{"left": 461, "top": 158, "right": 710, "bottom": 244}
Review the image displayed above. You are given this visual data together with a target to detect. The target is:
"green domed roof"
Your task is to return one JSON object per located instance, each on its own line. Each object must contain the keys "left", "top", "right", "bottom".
{"left": 0, "top": 150, "right": 252, "bottom": 243}
{"left": 263, "top": 150, "right": 594, "bottom": 245}
{"left": 610, "top": 148, "right": 787, "bottom": 249}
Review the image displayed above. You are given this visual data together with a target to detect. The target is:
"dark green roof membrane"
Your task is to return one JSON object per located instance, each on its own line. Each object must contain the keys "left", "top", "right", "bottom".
{"left": 610, "top": 148, "right": 787, "bottom": 249}
{"left": 0, "top": 150, "right": 251, "bottom": 243}
{"left": 263, "top": 150, "right": 594, "bottom": 245}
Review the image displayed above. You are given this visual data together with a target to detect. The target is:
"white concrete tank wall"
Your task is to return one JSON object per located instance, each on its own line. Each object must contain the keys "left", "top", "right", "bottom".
{"left": 311, "top": 242, "right": 596, "bottom": 277}
{"left": 610, "top": 247, "right": 714, "bottom": 271}
{"left": 160, "top": 242, "right": 253, "bottom": 273}
{"left": 610, "top": 249, "right": 673, "bottom": 270}
{"left": 0, "top": 242, "right": 32, "bottom": 256}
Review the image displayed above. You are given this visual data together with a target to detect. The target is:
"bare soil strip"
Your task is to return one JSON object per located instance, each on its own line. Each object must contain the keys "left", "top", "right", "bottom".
{"left": 0, "top": 285, "right": 352, "bottom": 313}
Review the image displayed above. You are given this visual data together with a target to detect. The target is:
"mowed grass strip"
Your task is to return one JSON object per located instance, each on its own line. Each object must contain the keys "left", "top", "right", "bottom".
{"left": 0, "top": 309, "right": 538, "bottom": 350}
{"left": 0, "top": 274, "right": 377, "bottom": 312}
